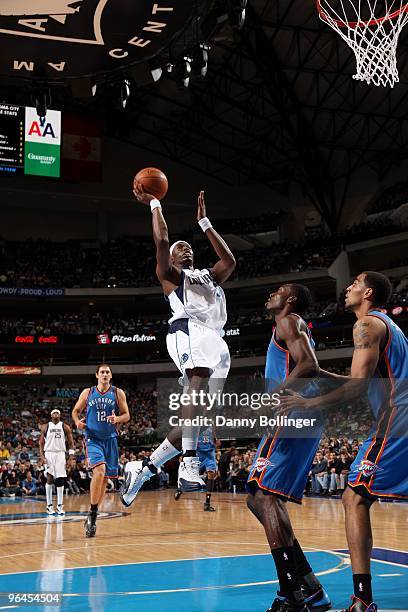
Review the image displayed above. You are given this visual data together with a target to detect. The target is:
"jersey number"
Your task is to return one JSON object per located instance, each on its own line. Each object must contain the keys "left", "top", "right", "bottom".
{"left": 54, "top": 431, "right": 61, "bottom": 439}
{"left": 97, "top": 411, "right": 106, "bottom": 422}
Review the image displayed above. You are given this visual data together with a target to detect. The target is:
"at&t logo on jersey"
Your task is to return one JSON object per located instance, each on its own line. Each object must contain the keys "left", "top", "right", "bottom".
{"left": 356, "top": 459, "right": 384, "bottom": 478}
{"left": 254, "top": 458, "right": 273, "bottom": 471}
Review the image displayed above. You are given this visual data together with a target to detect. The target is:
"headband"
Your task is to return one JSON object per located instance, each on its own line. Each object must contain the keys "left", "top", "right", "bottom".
{"left": 169, "top": 241, "right": 192, "bottom": 256}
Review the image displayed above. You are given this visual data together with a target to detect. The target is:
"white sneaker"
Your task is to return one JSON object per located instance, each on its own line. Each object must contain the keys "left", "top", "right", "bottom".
{"left": 120, "top": 461, "right": 152, "bottom": 507}
{"left": 56, "top": 505, "right": 65, "bottom": 515}
{"left": 46, "top": 505, "right": 55, "bottom": 515}
{"left": 178, "top": 457, "right": 205, "bottom": 492}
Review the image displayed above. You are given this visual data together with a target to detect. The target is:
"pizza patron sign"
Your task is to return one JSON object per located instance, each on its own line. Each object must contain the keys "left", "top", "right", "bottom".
{"left": 0, "top": 1, "right": 195, "bottom": 80}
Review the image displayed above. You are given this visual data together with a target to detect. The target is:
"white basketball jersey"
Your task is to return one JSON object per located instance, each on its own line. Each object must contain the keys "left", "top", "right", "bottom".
{"left": 44, "top": 421, "right": 66, "bottom": 452}
{"left": 168, "top": 268, "right": 227, "bottom": 332}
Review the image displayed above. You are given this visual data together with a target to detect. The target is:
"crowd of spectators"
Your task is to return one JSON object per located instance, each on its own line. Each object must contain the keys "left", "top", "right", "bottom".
{"left": 0, "top": 375, "right": 374, "bottom": 498}
{"left": 1, "top": 282, "right": 407, "bottom": 341}
{"left": 0, "top": 215, "right": 405, "bottom": 289}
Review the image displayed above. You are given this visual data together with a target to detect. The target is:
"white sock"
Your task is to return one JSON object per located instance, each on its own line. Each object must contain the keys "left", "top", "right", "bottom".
{"left": 57, "top": 486, "right": 64, "bottom": 506}
{"left": 182, "top": 429, "right": 200, "bottom": 453}
{"left": 46, "top": 483, "right": 53, "bottom": 506}
{"left": 149, "top": 438, "right": 180, "bottom": 470}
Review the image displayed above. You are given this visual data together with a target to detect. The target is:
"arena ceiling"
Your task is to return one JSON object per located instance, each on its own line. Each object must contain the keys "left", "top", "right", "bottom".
{"left": 101, "top": 0, "right": 408, "bottom": 231}
{"left": 2, "top": 0, "right": 408, "bottom": 231}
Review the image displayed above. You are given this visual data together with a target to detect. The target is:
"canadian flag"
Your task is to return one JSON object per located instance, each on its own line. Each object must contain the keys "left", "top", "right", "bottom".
{"left": 62, "top": 115, "right": 102, "bottom": 182}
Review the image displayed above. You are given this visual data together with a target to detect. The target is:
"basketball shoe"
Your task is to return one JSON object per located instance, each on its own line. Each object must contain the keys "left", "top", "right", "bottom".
{"left": 85, "top": 511, "right": 97, "bottom": 538}
{"left": 56, "top": 505, "right": 65, "bottom": 516}
{"left": 174, "top": 489, "right": 182, "bottom": 500}
{"left": 341, "top": 596, "right": 377, "bottom": 612}
{"left": 120, "top": 460, "right": 152, "bottom": 507}
{"left": 46, "top": 505, "right": 55, "bottom": 515}
{"left": 177, "top": 457, "right": 205, "bottom": 492}
{"left": 266, "top": 594, "right": 310, "bottom": 611}
{"left": 302, "top": 587, "right": 331, "bottom": 611}
{"left": 203, "top": 502, "right": 216, "bottom": 512}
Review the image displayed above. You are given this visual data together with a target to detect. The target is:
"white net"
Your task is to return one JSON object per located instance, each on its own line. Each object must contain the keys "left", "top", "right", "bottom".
{"left": 317, "top": 0, "right": 408, "bottom": 87}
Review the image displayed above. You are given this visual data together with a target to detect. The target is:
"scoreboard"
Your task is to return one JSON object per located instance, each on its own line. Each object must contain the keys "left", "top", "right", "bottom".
{"left": 0, "top": 104, "right": 61, "bottom": 178}
{"left": 0, "top": 104, "right": 24, "bottom": 175}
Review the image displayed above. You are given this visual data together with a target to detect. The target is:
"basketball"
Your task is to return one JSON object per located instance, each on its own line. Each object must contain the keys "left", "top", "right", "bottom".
{"left": 134, "top": 167, "right": 168, "bottom": 200}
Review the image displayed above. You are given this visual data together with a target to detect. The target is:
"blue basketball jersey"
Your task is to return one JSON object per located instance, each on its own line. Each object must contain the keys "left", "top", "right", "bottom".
{"left": 366, "top": 310, "right": 408, "bottom": 418}
{"left": 348, "top": 311, "right": 408, "bottom": 499}
{"left": 247, "top": 313, "right": 322, "bottom": 502}
{"left": 265, "top": 314, "right": 316, "bottom": 394}
{"left": 86, "top": 385, "right": 119, "bottom": 440}
{"left": 198, "top": 426, "right": 215, "bottom": 451}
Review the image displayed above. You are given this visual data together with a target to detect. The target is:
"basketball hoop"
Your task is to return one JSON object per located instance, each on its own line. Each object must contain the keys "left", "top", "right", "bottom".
{"left": 316, "top": 0, "right": 408, "bottom": 87}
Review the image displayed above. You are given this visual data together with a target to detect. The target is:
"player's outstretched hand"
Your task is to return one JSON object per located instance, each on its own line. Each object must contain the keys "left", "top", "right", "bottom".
{"left": 133, "top": 181, "right": 156, "bottom": 205}
{"left": 197, "top": 190, "right": 206, "bottom": 221}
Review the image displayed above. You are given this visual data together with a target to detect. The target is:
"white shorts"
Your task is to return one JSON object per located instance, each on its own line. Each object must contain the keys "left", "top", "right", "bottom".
{"left": 45, "top": 452, "right": 67, "bottom": 479}
{"left": 167, "top": 319, "right": 230, "bottom": 382}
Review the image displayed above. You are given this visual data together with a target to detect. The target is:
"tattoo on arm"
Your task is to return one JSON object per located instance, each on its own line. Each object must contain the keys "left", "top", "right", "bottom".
{"left": 353, "top": 321, "right": 372, "bottom": 349}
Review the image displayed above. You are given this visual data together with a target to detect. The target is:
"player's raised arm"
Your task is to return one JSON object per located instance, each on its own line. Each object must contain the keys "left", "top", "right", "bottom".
{"left": 72, "top": 388, "right": 89, "bottom": 430}
{"left": 133, "top": 183, "right": 180, "bottom": 288}
{"left": 197, "top": 191, "right": 236, "bottom": 284}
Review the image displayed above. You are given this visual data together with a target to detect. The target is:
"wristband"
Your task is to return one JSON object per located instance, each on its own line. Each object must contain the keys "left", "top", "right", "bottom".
{"left": 198, "top": 217, "right": 213, "bottom": 232}
{"left": 150, "top": 199, "right": 161, "bottom": 212}
{"left": 68, "top": 449, "right": 75, "bottom": 456}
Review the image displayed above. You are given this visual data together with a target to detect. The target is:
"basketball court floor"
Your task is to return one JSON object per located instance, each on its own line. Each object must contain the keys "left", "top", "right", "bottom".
{"left": 0, "top": 491, "right": 406, "bottom": 611}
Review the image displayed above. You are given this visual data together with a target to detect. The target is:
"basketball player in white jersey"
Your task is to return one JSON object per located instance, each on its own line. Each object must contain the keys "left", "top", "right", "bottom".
{"left": 121, "top": 188, "right": 235, "bottom": 507}
{"left": 39, "top": 409, "right": 75, "bottom": 515}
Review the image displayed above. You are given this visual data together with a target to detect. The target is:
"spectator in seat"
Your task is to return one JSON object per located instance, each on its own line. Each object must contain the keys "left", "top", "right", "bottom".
{"left": 5, "top": 470, "right": 22, "bottom": 496}
{"left": 336, "top": 451, "right": 353, "bottom": 493}
{"left": 310, "top": 451, "right": 328, "bottom": 494}
{"left": 22, "top": 472, "right": 38, "bottom": 496}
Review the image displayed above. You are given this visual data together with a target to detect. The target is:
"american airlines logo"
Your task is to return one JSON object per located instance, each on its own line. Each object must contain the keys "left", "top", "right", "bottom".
{"left": 0, "top": 1, "right": 196, "bottom": 80}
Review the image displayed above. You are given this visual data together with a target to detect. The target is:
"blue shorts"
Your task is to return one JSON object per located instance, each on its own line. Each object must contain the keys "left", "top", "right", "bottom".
{"left": 348, "top": 434, "right": 408, "bottom": 500}
{"left": 247, "top": 428, "right": 321, "bottom": 504}
{"left": 85, "top": 436, "right": 119, "bottom": 478}
{"left": 198, "top": 449, "right": 217, "bottom": 473}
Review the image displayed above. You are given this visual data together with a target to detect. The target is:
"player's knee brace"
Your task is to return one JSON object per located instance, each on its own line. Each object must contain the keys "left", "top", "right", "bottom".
{"left": 55, "top": 477, "right": 65, "bottom": 488}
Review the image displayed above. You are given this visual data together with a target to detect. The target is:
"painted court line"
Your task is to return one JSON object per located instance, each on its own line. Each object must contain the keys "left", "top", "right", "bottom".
{"left": 0, "top": 550, "right": 347, "bottom": 578}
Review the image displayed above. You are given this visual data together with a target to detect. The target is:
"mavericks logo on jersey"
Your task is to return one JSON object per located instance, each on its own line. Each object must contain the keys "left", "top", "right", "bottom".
{"left": 356, "top": 459, "right": 384, "bottom": 478}
{"left": 180, "top": 353, "right": 189, "bottom": 367}
{"left": 188, "top": 271, "right": 216, "bottom": 286}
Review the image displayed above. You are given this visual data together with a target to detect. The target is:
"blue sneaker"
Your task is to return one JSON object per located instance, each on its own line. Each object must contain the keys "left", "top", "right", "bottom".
{"left": 303, "top": 588, "right": 332, "bottom": 611}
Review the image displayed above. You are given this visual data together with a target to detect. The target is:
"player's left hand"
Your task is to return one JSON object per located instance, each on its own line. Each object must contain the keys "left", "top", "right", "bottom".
{"left": 106, "top": 410, "right": 119, "bottom": 425}
{"left": 197, "top": 190, "right": 206, "bottom": 221}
